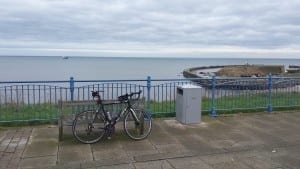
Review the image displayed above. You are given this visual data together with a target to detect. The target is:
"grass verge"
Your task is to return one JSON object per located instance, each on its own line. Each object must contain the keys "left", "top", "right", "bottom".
{"left": 1, "top": 92, "right": 299, "bottom": 125}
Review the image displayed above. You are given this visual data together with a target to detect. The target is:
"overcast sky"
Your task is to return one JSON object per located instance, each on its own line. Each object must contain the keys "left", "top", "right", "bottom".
{"left": 0, "top": 0, "right": 300, "bottom": 58}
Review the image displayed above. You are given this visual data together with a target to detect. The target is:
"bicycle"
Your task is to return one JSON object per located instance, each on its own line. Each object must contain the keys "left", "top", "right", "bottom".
{"left": 72, "top": 90, "right": 152, "bottom": 144}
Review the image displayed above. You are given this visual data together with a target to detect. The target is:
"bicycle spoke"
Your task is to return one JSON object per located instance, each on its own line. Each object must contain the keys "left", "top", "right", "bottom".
{"left": 124, "top": 110, "right": 152, "bottom": 140}
{"left": 72, "top": 110, "right": 106, "bottom": 144}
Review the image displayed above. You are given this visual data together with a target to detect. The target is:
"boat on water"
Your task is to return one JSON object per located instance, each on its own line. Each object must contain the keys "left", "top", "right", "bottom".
{"left": 286, "top": 65, "right": 300, "bottom": 73}
{"left": 62, "top": 56, "right": 69, "bottom": 59}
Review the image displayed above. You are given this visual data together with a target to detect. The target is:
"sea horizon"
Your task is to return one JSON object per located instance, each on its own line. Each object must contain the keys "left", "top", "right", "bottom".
{"left": 0, "top": 55, "right": 299, "bottom": 60}
{"left": 0, "top": 56, "right": 299, "bottom": 81}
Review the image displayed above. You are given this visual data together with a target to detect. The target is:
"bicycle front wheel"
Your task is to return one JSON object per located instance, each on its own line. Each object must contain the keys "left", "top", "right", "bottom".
{"left": 124, "top": 109, "right": 152, "bottom": 140}
{"left": 72, "top": 110, "right": 105, "bottom": 144}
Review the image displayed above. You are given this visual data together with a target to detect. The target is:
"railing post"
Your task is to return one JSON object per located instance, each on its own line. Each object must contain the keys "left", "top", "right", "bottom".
{"left": 210, "top": 75, "right": 217, "bottom": 117}
{"left": 267, "top": 74, "right": 273, "bottom": 112}
{"left": 146, "top": 76, "right": 151, "bottom": 112}
{"left": 0, "top": 91, "right": 1, "bottom": 121}
{"left": 58, "top": 100, "right": 63, "bottom": 141}
{"left": 70, "top": 77, "right": 75, "bottom": 102}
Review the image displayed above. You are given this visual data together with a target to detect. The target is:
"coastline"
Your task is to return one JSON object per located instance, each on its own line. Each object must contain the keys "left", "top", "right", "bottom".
{"left": 183, "top": 64, "right": 286, "bottom": 78}
{"left": 183, "top": 64, "right": 300, "bottom": 90}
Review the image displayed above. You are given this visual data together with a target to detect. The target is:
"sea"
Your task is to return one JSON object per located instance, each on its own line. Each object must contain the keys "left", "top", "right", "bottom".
{"left": 0, "top": 56, "right": 299, "bottom": 81}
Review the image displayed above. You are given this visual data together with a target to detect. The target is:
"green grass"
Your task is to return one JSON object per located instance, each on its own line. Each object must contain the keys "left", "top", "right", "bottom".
{"left": 1, "top": 91, "right": 299, "bottom": 125}
{"left": 0, "top": 103, "right": 58, "bottom": 126}
{"left": 149, "top": 91, "right": 300, "bottom": 117}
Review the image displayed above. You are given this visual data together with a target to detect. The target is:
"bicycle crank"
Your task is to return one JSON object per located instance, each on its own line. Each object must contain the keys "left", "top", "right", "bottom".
{"left": 104, "top": 124, "right": 115, "bottom": 139}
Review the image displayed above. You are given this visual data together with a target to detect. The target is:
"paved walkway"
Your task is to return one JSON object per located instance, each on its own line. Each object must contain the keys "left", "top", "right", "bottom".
{"left": 1, "top": 111, "right": 300, "bottom": 169}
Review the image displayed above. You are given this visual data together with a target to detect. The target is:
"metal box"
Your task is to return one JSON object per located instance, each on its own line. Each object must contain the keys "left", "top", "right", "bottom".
{"left": 176, "top": 84, "right": 202, "bottom": 124}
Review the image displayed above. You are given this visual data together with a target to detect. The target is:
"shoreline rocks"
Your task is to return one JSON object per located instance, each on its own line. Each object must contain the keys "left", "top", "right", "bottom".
{"left": 183, "top": 65, "right": 299, "bottom": 90}
{"left": 183, "top": 65, "right": 285, "bottom": 78}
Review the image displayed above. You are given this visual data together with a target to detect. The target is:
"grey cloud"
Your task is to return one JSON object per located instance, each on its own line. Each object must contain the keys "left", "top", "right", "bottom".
{"left": 0, "top": 0, "right": 299, "bottom": 51}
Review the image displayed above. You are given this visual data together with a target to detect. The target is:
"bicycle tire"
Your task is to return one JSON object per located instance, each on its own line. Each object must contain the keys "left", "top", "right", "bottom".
{"left": 124, "top": 109, "right": 152, "bottom": 140}
{"left": 72, "top": 110, "right": 106, "bottom": 144}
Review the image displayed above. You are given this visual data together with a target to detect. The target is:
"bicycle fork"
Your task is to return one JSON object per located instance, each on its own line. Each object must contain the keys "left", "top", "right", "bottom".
{"left": 129, "top": 108, "right": 146, "bottom": 135}
{"left": 129, "top": 108, "right": 140, "bottom": 125}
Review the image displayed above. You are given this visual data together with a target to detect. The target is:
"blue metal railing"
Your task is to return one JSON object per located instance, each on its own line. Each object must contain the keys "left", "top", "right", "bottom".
{"left": 0, "top": 76, "right": 299, "bottom": 123}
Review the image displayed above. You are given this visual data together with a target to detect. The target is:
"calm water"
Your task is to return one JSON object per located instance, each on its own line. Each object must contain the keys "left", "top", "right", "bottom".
{"left": 0, "top": 56, "right": 299, "bottom": 81}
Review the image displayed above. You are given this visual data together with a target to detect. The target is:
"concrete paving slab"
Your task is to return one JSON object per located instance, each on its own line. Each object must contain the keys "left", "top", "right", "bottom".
{"left": 232, "top": 146, "right": 296, "bottom": 168}
{"left": 18, "top": 137, "right": 29, "bottom": 150}
{"left": 91, "top": 138, "right": 123, "bottom": 152}
{"left": 0, "top": 127, "right": 31, "bottom": 169}
{"left": 199, "top": 152, "right": 240, "bottom": 165}
{"left": 272, "top": 154, "right": 300, "bottom": 169}
{"left": 0, "top": 128, "right": 7, "bottom": 142}
{"left": 168, "top": 156, "right": 214, "bottom": 169}
{"left": 154, "top": 143, "right": 188, "bottom": 154}
{"left": 134, "top": 160, "right": 173, "bottom": 169}
{"left": 60, "top": 126, "right": 75, "bottom": 141}
{"left": 279, "top": 112, "right": 300, "bottom": 123}
{"left": 211, "top": 161, "right": 253, "bottom": 169}
{"left": 30, "top": 126, "right": 58, "bottom": 141}
{"left": 275, "top": 115, "right": 300, "bottom": 142}
{"left": 23, "top": 140, "right": 57, "bottom": 157}
{"left": 254, "top": 114, "right": 286, "bottom": 128}
{"left": 19, "top": 155, "right": 57, "bottom": 169}
{"left": 206, "top": 123, "right": 265, "bottom": 151}
{"left": 122, "top": 139, "right": 159, "bottom": 157}
{"left": 50, "top": 162, "right": 82, "bottom": 169}
{"left": 148, "top": 120, "right": 179, "bottom": 145}
{"left": 225, "top": 130, "right": 253, "bottom": 142}
{"left": 273, "top": 130, "right": 300, "bottom": 144}
{"left": 181, "top": 121, "right": 233, "bottom": 141}
{"left": 261, "top": 145, "right": 300, "bottom": 168}
{"left": 51, "top": 162, "right": 81, "bottom": 169}
{"left": 199, "top": 149, "right": 284, "bottom": 168}
{"left": 240, "top": 156, "right": 283, "bottom": 169}
{"left": 0, "top": 134, "right": 12, "bottom": 152}
{"left": 283, "top": 145, "right": 300, "bottom": 160}
{"left": 2, "top": 111, "right": 300, "bottom": 169}
{"left": 97, "top": 163, "right": 135, "bottom": 169}
{"left": 80, "top": 160, "right": 133, "bottom": 169}
{"left": 177, "top": 134, "right": 225, "bottom": 155}
{"left": 5, "top": 141, "right": 18, "bottom": 153}
{"left": 22, "top": 127, "right": 58, "bottom": 158}
{"left": 0, "top": 152, "right": 13, "bottom": 169}
{"left": 260, "top": 113, "right": 300, "bottom": 129}
{"left": 235, "top": 116, "right": 290, "bottom": 148}
{"left": 253, "top": 114, "right": 299, "bottom": 134}
{"left": 160, "top": 119, "right": 229, "bottom": 154}
{"left": 159, "top": 119, "right": 214, "bottom": 140}
{"left": 58, "top": 141, "right": 93, "bottom": 165}
{"left": 225, "top": 116, "right": 299, "bottom": 149}
{"left": 134, "top": 151, "right": 197, "bottom": 162}
{"left": 0, "top": 141, "right": 9, "bottom": 152}
{"left": 93, "top": 146, "right": 132, "bottom": 164}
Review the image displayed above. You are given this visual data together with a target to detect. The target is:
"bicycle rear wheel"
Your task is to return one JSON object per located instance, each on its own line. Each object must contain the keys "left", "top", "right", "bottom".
{"left": 124, "top": 109, "right": 152, "bottom": 140}
{"left": 72, "top": 110, "right": 106, "bottom": 144}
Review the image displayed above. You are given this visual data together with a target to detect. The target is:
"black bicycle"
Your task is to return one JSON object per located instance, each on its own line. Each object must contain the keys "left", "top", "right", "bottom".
{"left": 72, "top": 90, "right": 152, "bottom": 144}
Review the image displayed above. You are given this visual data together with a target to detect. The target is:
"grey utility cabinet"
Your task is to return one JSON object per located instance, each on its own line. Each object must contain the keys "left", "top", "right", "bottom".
{"left": 176, "top": 84, "right": 202, "bottom": 124}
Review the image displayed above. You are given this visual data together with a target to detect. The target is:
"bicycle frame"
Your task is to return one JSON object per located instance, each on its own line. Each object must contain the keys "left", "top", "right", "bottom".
{"left": 94, "top": 100, "right": 140, "bottom": 126}
{"left": 72, "top": 90, "right": 152, "bottom": 143}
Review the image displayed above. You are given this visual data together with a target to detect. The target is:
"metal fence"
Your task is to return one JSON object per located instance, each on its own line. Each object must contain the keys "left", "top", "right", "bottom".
{"left": 0, "top": 75, "right": 299, "bottom": 123}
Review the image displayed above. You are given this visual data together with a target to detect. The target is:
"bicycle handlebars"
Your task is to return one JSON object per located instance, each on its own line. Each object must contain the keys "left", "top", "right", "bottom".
{"left": 91, "top": 90, "right": 142, "bottom": 102}
{"left": 92, "top": 91, "right": 99, "bottom": 97}
{"left": 91, "top": 91, "right": 104, "bottom": 98}
{"left": 118, "top": 90, "right": 142, "bottom": 101}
